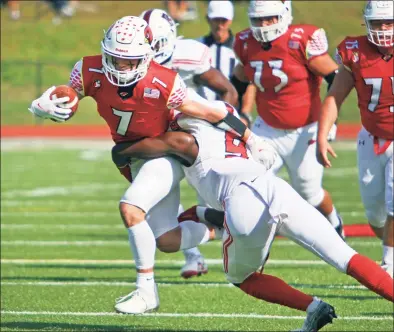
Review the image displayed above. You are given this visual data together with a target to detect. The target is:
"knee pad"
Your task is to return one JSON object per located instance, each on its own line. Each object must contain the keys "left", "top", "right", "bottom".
{"left": 366, "top": 210, "right": 387, "bottom": 229}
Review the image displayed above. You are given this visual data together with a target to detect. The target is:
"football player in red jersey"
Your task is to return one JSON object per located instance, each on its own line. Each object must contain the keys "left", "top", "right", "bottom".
{"left": 230, "top": 0, "right": 345, "bottom": 238}
{"left": 28, "top": 16, "right": 277, "bottom": 314}
{"left": 317, "top": 1, "right": 393, "bottom": 277}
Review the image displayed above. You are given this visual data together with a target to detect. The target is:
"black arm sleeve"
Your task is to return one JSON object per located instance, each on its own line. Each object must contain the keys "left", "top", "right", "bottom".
{"left": 324, "top": 71, "right": 337, "bottom": 91}
{"left": 213, "top": 111, "right": 248, "bottom": 138}
{"left": 230, "top": 75, "right": 249, "bottom": 108}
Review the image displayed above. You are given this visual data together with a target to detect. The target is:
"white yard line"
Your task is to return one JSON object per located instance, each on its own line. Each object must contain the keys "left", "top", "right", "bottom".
{"left": 0, "top": 139, "right": 357, "bottom": 151}
{"left": 1, "top": 258, "right": 381, "bottom": 266}
{"left": 0, "top": 240, "right": 380, "bottom": 247}
{"left": 0, "top": 310, "right": 390, "bottom": 321}
{"left": 0, "top": 281, "right": 367, "bottom": 290}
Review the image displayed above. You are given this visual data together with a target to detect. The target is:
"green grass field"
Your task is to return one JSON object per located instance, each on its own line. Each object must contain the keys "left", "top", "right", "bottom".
{"left": 1, "top": 1, "right": 366, "bottom": 125}
{"left": 1, "top": 140, "right": 393, "bottom": 331}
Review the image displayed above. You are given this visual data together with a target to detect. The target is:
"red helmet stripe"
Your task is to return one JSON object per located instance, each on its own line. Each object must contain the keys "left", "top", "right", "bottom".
{"left": 142, "top": 9, "right": 153, "bottom": 24}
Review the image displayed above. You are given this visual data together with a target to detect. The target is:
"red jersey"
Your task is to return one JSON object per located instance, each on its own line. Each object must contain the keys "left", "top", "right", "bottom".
{"left": 234, "top": 25, "right": 329, "bottom": 129}
{"left": 336, "top": 36, "right": 393, "bottom": 140}
{"left": 69, "top": 55, "right": 187, "bottom": 143}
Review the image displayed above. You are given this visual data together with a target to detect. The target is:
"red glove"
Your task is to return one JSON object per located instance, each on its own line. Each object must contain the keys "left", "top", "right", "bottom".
{"left": 178, "top": 205, "right": 199, "bottom": 223}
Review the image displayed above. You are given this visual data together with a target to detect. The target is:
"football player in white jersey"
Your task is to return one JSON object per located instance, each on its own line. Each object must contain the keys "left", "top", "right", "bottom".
{"left": 112, "top": 102, "right": 394, "bottom": 331}
{"left": 140, "top": 8, "right": 238, "bottom": 278}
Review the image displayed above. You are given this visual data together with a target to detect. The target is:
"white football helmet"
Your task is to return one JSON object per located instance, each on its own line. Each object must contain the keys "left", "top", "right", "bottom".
{"left": 248, "top": 1, "right": 292, "bottom": 43}
{"left": 364, "top": 1, "right": 394, "bottom": 47}
{"left": 101, "top": 16, "right": 154, "bottom": 86}
{"left": 140, "top": 9, "right": 177, "bottom": 65}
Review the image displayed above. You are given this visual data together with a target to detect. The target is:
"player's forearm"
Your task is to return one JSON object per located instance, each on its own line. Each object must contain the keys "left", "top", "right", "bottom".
{"left": 318, "top": 97, "right": 339, "bottom": 141}
{"left": 240, "top": 84, "right": 256, "bottom": 115}
{"left": 112, "top": 132, "right": 197, "bottom": 167}
{"left": 195, "top": 68, "right": 238, "bottom": 107}
{"left": 220, "top": 87, "right": 238, "bottom": 107}
{"left": 111, "top": 138, "right": 173, "bottom": 166}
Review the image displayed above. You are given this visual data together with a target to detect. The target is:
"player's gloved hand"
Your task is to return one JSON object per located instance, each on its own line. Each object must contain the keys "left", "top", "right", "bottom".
{"left": 327, "top": 123, "right": 337, "bottom": 142}
{"left": 28, "top": 86, "right": 73, "bottom": 122}
{"left": 246, "top": 133, "right": 278, "bottom": 170}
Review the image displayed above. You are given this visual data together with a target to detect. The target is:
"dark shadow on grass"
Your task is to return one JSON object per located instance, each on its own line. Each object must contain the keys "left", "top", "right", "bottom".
{"left": 1, "top": 276, "right": 231, "bottom": 285}
{"left": 312, "top": 294, "right": 380, "bottom": 300}
{"left": 0, "top": 322, "right": 236, "bottom": 332}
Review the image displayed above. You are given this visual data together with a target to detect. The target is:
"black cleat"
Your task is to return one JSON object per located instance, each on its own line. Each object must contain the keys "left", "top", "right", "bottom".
{"left": 296, "top": 299, "right": 337, "bottom": 331}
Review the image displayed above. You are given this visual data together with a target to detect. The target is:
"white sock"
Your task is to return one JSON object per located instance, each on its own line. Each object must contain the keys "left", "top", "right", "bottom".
{"left": 183, "top": 247, "right": 202, "bottom": 259}
{"left": 180, "top": 220, "right": 210, "bottom": 250}
{"left": 136, "top": 271, "right": 155, "bottom": 291}
{"left": 326, "top": 206, "right": 340, "bottom": 228}
{"left": 383, "top": 245, "right": 393, "bottom": 265}
{"left": 127, "top": 221, "right": 156, "bottom": 274}
{"left": 306, "top": 297, "right": 321, "bottom": 313}
{"left": 196, "top": 206, "right": 208, "bottom": 222}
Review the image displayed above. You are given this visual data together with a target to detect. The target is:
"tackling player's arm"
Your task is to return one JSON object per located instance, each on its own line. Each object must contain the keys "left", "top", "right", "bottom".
{"left": 193, "top": 67, "right": 238, "bottom": 106}
{"left": 317, "top": 64, "right": 355, "bottom": 168}
{"left": 112, "top": 132, "right": 198, "bottom": 169}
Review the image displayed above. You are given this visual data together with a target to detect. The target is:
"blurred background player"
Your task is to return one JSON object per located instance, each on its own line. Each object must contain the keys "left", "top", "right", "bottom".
{"left": 164, "top": 0, "right": 197, "bottom": 22}
{"left": 317, "top": 0, "right": 394, "bottom": 277}
{"left": 141, "top": 8, "right": 238, "bottom": 279}
{"left": 197, "top": 0, "right": 254, "bottom": 127}
{"left": 231, "top": 0, "right": 345, "bottom": 238}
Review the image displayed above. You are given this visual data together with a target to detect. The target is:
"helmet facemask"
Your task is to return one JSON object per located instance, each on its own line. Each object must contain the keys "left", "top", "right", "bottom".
{"left": 101, "top": 51, "right": 153, "bottom": 87}
{"left": 152, "top": 31, "right": 176, "bottom": 65}
{"left": 365, "top": 19, "right": 394, "bottom": 47}
{"left": 363, "top": 1, "right": 394, "bottom": 48}
{"left": 248, "top": 1, "right": 292, "bottom": 43}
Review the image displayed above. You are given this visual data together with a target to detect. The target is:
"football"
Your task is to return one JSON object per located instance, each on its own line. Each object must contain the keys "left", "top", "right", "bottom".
{"left": 50, "top": 85, "right": 79, "bottom": 114}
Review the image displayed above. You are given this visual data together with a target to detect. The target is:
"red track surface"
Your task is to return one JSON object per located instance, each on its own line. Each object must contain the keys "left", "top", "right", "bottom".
{"left": 2, "top": 123, "right": 375, "bottom": 237}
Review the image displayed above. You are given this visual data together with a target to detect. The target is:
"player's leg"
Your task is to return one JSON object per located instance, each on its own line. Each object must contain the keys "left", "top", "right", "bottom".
{"left": 267, "top": 175, "right": 394, "bottom": 302}
{"left": 285, "top": 123, "right": 344, "bottom": 238}
{"left": 224, "top": 183, "right": 336, "bottom": 330}
{"left": 116, "top": 157, "right": 184, "bottom": 314}
{"left": 180, "top": 197, "right": 208, "bottom": 279}
{"left": 382, "top": 154, "right": 393, "bottom": 277}
{"left": 357, "top": 129, "right": 393, "bottom": 276}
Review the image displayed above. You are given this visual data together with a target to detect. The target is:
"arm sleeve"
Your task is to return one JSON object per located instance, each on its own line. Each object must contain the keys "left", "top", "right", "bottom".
{"left": 305, "top": 28, "right": 329, "bottom": 60}
{"left": 167, "top": 74, "right": 188, "bottom": 109}
{"left": 68, "top": 60, "right": 85, "bottom": 97}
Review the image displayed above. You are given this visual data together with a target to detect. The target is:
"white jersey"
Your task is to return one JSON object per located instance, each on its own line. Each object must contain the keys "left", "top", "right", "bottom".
{"left": 165, "top": 39, "right": 211, "bottom": 92}
{"left": 172, "top": 102, "right": 265, "bottom": 211}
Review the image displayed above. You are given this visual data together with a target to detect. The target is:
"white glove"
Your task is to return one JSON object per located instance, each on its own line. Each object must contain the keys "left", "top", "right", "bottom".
{"left": 246, "top": 133, "right": 278, "bottom": 170}
{"left": 28, "top": 86, "right": 73, "bottom": 122}
{"left": 327, "top": 123, "right": 337, "bottom": 142}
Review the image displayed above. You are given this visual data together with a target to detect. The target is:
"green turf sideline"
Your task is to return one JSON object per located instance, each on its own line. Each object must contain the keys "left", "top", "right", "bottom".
{"left": 1, "top": 311, "right": 391, "bottom": 321}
